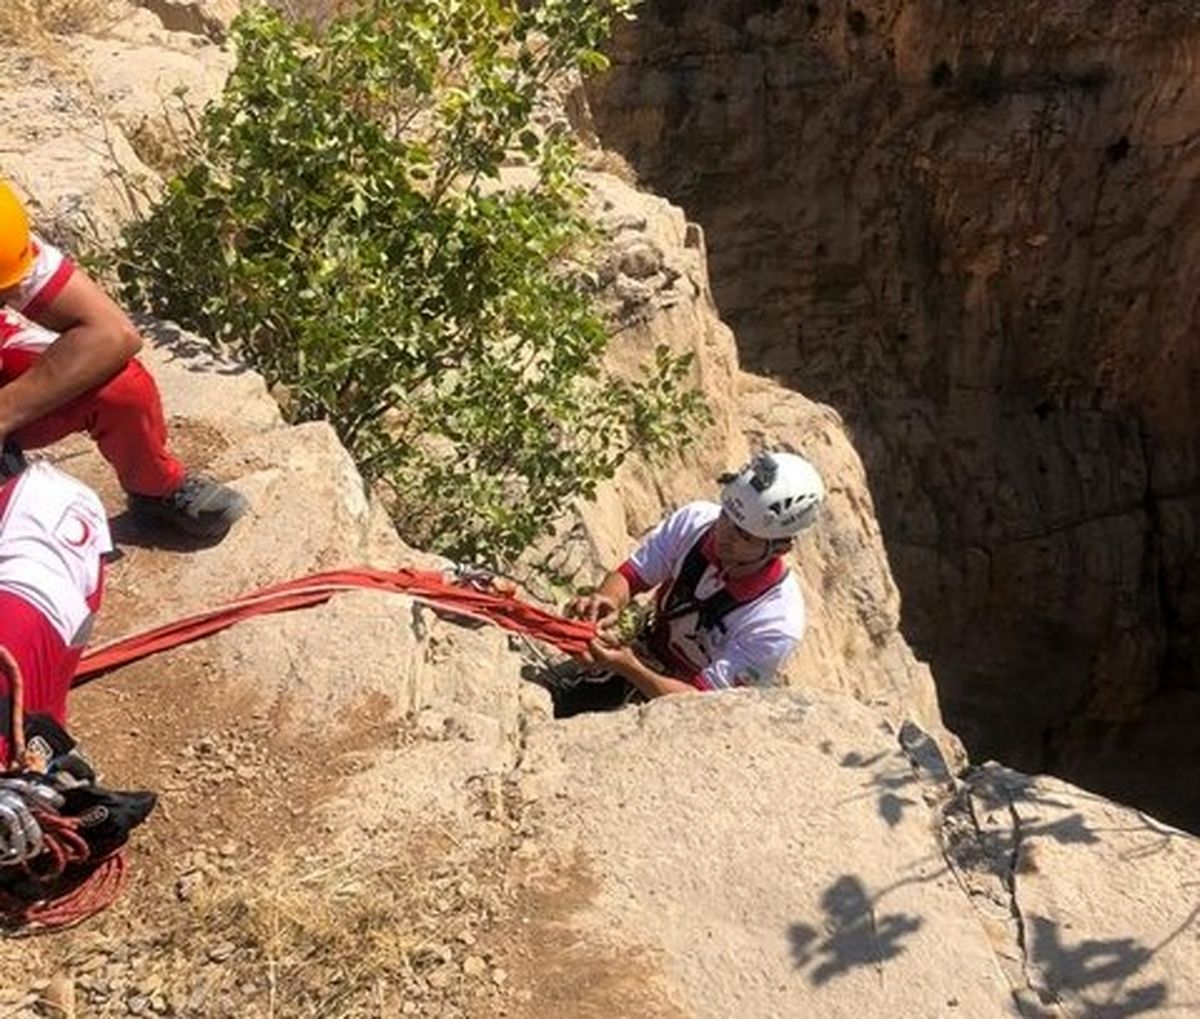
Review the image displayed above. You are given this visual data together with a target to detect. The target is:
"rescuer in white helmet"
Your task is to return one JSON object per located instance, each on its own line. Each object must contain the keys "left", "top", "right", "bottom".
{"left": 557, "top": 450, "right": 825, "bottom": 717}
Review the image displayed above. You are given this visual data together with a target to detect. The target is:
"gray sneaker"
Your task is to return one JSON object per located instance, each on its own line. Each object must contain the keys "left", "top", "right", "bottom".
{"left": 128, "top": 474, "right": 248, "bottom": 538}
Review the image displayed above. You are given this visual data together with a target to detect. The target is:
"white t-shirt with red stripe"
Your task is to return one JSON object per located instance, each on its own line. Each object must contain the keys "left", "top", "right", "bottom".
{"left": 0, "top": 233, "right": 76, "bottom": 354}
{"left": 0, "top": 462, "right": 111, "bottom": 648}
{"left": 618, "top": 501, "right": 805, "bottom": 691}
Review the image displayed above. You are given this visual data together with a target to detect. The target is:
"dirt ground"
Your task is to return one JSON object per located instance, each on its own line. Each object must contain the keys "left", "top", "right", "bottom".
{"left": 0, "top": 432, "right": 678, "bottom": 1019}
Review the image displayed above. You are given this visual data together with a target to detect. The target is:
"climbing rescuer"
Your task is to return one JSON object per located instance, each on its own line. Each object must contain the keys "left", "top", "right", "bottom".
{"left": 0, "top": 180, "right": 245, "bottom": 538}
{"left": 557, "top": 450, "right": 825, "bottom": 717}
{"left": 0, "top": 459, "right": 155, "bottom": 928}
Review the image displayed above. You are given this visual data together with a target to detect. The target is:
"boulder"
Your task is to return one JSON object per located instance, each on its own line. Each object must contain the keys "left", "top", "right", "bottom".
{"left": 136, "top": 0, "right": 239, "bottom": 41}
{"left": 516, "top": 691, "right": 1200, "bottom": 1018}
{"left": 519, "top": 692, "right": 1007, "bottom": 1018}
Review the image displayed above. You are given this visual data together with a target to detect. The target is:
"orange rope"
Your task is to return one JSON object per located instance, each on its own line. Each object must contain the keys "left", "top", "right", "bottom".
{"left": 77, "top": 567, "right": 597, "bottom": 684}
{"left": 0, "top": 644, "right": 127, "bottom": 932}
{"left": 0, "top": 645, "right": 27, "bottom": 766}
{"left": 0, "top": 568, "right": 592, "bottom": 931}
{"left": 0, "top": 568, "right": 594, "bottom": 930}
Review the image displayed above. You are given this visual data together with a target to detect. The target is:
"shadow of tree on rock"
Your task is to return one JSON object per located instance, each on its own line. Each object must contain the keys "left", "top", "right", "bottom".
{"left": 1024, "top": 916, "right": 1169, "bottom": 1019}
{"left": 793, "top": 750, "right": 1200, "bottom": 1011}
{"left": 140, "top": 318, "right": 250, "bottom": 377}
{"left": 834, "top": 720, "right": 956, "bottom": 831}
{"left": 836, "top": 747, "right": 923, "bottom": 829}
{"left": 788, "top": 875, "right": 923, "bottom": 986}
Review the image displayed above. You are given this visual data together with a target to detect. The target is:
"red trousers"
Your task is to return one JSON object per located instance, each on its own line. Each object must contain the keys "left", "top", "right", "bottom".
{"left": 0, "top": 591, "right": 94, "bottom": 766}
{"left": 2, "top": 348, "right": 185, "bottom": 497}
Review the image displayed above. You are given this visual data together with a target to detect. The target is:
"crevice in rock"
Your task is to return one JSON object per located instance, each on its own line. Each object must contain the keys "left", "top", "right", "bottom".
{"left": 511, "top": 700, "right": 534, "bottom": 773}
{"left": 1000, "top": 794, "right": 1045, "bottom": 1012}
{"left": 934, "top": 767, "right": 1058, "bottom": 1018}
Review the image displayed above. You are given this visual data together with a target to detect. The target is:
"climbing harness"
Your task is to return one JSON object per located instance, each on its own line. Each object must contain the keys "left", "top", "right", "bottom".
{"left": 647, "top": 527, "right": 785, "bottom": 672}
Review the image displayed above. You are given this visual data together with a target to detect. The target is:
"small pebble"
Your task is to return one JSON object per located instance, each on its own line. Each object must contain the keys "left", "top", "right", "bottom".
{"left": 207, "top": 941, "right": 236, "bottom": 963}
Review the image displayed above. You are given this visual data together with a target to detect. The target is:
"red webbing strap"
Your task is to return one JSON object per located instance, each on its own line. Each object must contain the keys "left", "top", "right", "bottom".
{"left": 76, "top": 568, "right": 596, "bottom": 684}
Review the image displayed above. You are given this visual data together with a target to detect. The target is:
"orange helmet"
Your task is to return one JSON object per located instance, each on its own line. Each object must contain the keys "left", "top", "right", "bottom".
{"left": 0, "top": 181, "right": 34, "bottom": 290}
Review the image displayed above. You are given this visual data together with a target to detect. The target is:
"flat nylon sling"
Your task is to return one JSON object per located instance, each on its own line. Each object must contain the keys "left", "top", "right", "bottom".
{"left": 75, "top": 567, "right": 597, "bottom": 684}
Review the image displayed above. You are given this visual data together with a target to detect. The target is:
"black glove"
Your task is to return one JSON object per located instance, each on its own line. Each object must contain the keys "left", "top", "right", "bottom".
{"left": 0, "top": 439, "right": 26, "bottom": 481}
{"left": 17, "top": 714, "right": 155, "bottom": 859}
{"left": 18, "top": 713, "right": 97, "bottom": 787}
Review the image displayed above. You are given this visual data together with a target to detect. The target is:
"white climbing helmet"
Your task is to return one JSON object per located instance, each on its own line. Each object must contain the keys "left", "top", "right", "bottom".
{"left": 720, "top": 450, "right": 825, "bottom": 540}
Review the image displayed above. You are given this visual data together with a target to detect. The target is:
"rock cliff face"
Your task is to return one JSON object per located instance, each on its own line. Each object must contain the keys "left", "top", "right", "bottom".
{"left": 587, "top": 0, "right": 1200, "bottom": 829}
{"left": 2, "top": 6, "right": 1199, "bottom": 1017}
{"left": 555, "top": 173, "right": 952, "bottom": 748}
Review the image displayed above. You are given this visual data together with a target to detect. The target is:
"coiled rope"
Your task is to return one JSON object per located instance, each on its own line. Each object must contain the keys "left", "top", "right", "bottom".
{"left": 0, "top": 645, "right": 127, "bottom": 932}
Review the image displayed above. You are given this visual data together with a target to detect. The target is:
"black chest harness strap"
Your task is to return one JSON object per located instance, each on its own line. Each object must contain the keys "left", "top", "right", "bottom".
{"left": 656, "top": 527, "right": 785, "bottom": 638}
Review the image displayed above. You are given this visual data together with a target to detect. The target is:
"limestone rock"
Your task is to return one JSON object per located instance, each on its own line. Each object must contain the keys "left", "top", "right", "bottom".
{"left": 951, "top": 763, "right": 1200, "bottom": 1016}
{"left": 739, "top": 371, "right": 955, "bottom": 752}
{"left": 586, "top": 0, "right": 1200, "bottom": 828}
{"left": 136, "top": 0, "right": 239, "bottom": 41}
{"left": 518, "top": 692, "right": 1200, "bottom": 1018}
{"left": 74, "top": 12, "right": 233, "bottom": 169}
{"left": 0, "top": 1, "right": 232, "bottom": 240}
{"left": 0, "top": 46, "right": 159, "bottom": 246}
{"left": 520, "top": 693, "right": 1009, "bottom": 1018}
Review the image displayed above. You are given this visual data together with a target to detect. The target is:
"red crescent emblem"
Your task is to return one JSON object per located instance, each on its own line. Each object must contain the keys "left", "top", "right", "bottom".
{"left": 63, "top": 515, "right": 91, "bottom": 548}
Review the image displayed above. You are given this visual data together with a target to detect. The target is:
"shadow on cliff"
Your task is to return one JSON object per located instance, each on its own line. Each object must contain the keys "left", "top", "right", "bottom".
{"left": 1021, "top": 918, "right": 1169, "bottom": 1018}
{"left": 140, "top": 318, "right": 251, "bottom": 377}
{"left": 787, "top": 874, "right": 923, "bottom": 986}
{"left": 825, "top": 719, "right": 956, "bottom": 830}
{"left": 786, "top": 757, "right": 1197, "bottom": 1015}
{"left": 786, "top": 872, "right": 1188, "bottom": 1017}
{"left": 967, "top": 768, "right": 1197, "bottom": 1018}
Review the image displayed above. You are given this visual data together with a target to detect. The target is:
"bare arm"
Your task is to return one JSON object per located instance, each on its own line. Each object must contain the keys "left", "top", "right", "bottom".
{"left": 601, "top": 646, "right": 699, "bottom": 699}
{"left": 0, "top": 270, "right": 141, "bottom": 438}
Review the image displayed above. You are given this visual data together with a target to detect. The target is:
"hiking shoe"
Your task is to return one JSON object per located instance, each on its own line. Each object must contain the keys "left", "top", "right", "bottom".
{"left": 128, "top": 474, "right": 248, "bottom": 538}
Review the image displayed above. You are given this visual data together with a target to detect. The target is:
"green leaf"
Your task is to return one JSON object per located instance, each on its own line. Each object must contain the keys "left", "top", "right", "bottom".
{"left": 116, "top": 0, "right": 703, "bottom": 567}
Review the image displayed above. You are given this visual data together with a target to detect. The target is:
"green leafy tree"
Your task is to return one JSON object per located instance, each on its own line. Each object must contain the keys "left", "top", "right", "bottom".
{"left": 118, "top": 0, "right": 705, "bottom": 564}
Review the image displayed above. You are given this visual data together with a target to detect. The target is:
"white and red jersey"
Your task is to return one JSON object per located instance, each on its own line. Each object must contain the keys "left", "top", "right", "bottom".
{"left": 618, "top": 501, "right": 805, "bottom": 691}
{"left": 0, "top": 233, "right": 75, "bottom": 354}
{"left": 0, "top": 462, "right": 111, "bottom": 648}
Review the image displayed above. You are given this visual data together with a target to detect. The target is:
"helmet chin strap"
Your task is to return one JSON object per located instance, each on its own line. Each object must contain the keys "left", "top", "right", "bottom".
{"left": 721, "top": 539, "right": 784, "bottom": 577}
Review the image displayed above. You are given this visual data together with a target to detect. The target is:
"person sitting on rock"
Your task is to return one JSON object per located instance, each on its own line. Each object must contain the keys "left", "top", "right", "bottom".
{"left": 0, "top": 179, "right": 246, "bottom": 538}
{"left": 557, "top": 450, "right": 825, "bottom": 717}
{"left": 0, "top": 459, "right": 155, "bottom": 917}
